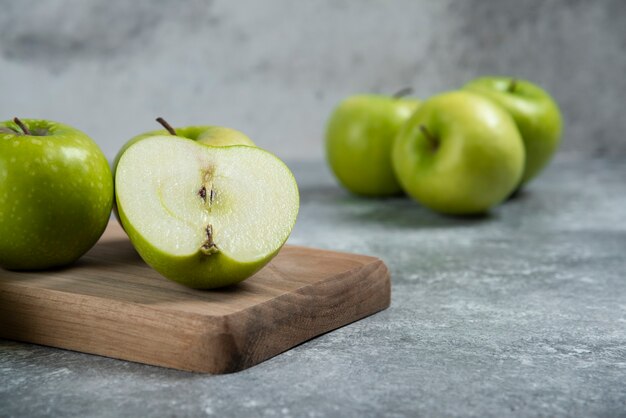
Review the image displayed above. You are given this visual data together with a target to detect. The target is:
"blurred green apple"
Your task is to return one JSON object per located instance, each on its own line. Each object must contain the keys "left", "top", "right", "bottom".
{"left": 326, "top": 94, "right": 420, "bottom": 196}
{"left": 115, "top": 136, "right": 299, "bottom": 289}
{"left": 392, "top": 91, "right": 525, "bottom": 215}
{"left": 0, "top": 118, "right": 113, "bottom": 270}
{"left": 464, "top": 77, "right": 562, "bottom": 186}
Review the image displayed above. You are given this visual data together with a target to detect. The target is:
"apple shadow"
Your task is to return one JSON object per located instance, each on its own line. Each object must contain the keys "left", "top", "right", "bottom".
{"left": 79, "top": 238, "right": 144, "bottom": 267}
{"left": 504, "top": 186, "right": 530, "bottom": 203}
{"left": 299, "top": 185, "right": 496, "bottom": 229}
{"left": 346, "top": 201, "right": 495, "bottom": 229}
{"left": 0, "top": 239, "right": 142, "bottom": 278}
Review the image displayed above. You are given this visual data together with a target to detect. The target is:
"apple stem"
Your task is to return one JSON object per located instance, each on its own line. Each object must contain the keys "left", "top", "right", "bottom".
{"left": 13, "top": 117, "right": 31, "bottom": 135}
{"left": 507, "top": 79, "right": 518, "bottom": 93}
{"left": 393, "top": 87, "right": 413, "bottom": 99}
{"left": 419, "top": 125, "right": 439, "bottom": 151}
{"left": 156, "top": 117, "right": 177, "bottom": 136}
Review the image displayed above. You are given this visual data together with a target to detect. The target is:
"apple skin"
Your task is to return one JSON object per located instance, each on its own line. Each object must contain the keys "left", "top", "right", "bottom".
{"left": 326, "top": 95, "right": 420, "bottom": 196}
{"left": 392, "top": 91, "right": 525, "bottom": 215}
{"left": 115, "top": 138, "right": 299, "bottom": 289}
{"left": 0, "top": 119, "right": 113, "bottom": 270}
{"left": 196, "top": 126, "right": 255, "bottom": 147}
{"left": 463, "top": 77, "right": 562, "bottom": 186}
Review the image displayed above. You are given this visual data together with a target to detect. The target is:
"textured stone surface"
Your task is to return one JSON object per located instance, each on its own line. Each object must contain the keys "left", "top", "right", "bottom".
{"left": 2, "top": 156, "right": 626, "bottom": 417}
{"left": 0, "top": 0, "right": 625, "bottom": 161}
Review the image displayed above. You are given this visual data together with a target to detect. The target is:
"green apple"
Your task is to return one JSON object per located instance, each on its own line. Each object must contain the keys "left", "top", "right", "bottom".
{"left": 326, "top": 94, "right": 420, "bottom": 196}
{"left": 113, "top": 119, "right": 255, "bottom": 170}
{"left": 115, "top": 136, "right": 299, "bottom": 289}
{"left": 463, "top": 77, "right": 562, "bottom": 186}
{"left": 0, "top": 118, "right": 113, "bottom": 270}
{"left": 392, "top": 91, "right": 525, "bottom": 215}
{"left": 196, "top": 126, "right": 255, "bottom": 147}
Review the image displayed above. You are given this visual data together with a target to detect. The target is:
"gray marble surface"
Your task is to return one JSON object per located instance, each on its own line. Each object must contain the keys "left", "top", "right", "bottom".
{"left": 1, "top": 156, "right": 626, "bottom": 417}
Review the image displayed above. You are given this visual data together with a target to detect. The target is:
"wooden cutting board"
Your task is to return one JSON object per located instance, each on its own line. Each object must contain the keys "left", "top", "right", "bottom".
{"left": 0, "top": 221, "right": 390, "bottom": 374}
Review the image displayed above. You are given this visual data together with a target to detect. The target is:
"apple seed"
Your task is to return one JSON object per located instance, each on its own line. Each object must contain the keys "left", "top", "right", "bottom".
{"left": 198, "top": 186, "right": 207, "bottom": 201}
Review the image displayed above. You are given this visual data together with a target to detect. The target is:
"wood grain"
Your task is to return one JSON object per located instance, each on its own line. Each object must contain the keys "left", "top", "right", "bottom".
{"left": 0, "top": 221, "right": 390, "bottom": 373}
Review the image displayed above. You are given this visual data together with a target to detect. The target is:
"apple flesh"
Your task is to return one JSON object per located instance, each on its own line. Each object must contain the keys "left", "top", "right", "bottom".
{"left": 0, "top": 119, "right": 113, "bottom": 270}
{"left": 326, "top": 94, "right": 420, "bottom": 196}
{"left": 463, "top": 77, "right": 562, "bottom": 186}
{"left": 392, "top": 91, "right": 525, "bottom": 215}
{"left": 115, "top": 136, "right": 299, "bottom": 289}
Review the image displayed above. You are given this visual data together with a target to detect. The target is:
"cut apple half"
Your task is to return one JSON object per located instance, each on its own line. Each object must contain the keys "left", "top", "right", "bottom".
{"left": 115, "top": 136, "right": 299, "bottom": 289}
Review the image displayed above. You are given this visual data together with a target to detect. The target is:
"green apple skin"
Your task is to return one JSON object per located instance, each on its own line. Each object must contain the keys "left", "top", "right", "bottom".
{"left": 0, "top": 119, "right": 113, "bottom": 270}
{"left": 326, "top": 95, "right": 420, "bottom": 197}
{"left": 118, "top": 202, "right": 282, "bottom": 289}
{"left": 196, "top": 126, "right": 255, "bottom": 147}
{"left": 113, "top": 125, "right": 255, "bottom": 171}
{"left": 115, "top": 139, "right": 299, "bottom": 289}
{"left": 463, "top": 77, "right": 562, "bottom": 186}
{"left": 392, "top": 91, "right": 525, "bottom": 215}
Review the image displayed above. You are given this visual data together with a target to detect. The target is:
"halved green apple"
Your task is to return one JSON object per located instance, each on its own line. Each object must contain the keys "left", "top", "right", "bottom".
{"left": 115, "top": 137, "right": 299, "bottom": 289}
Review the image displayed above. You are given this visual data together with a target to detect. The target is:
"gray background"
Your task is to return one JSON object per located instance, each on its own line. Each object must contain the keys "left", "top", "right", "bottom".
{"left": 0, "top": 0, "right": 625, "bottom": 162}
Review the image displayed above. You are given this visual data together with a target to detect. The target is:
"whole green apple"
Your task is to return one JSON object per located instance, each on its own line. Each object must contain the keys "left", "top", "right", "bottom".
{"left": 0, "top": 118, "right": 113, "bottom": 270}
{"left": 463, "top": 77, "right": 562, "bottom": 186}
{"left": 326, "top": 94, "right": 420, "bottom": 196}
{"left": 392, "top": 91, "right": 525, "bottom": 215}
{"left": 115, "top": 136, "right": 299, "bottom": 289}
